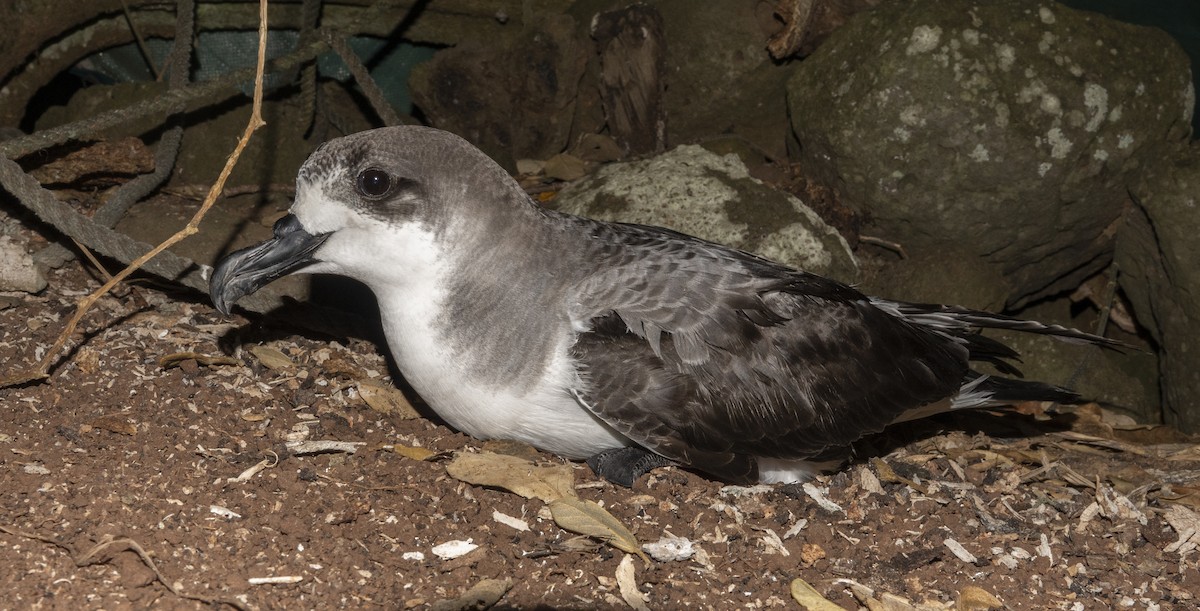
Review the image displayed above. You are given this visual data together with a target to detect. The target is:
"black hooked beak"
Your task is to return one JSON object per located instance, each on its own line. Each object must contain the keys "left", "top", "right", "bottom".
{"left": 209, "top": 214, "right": 330, "bottom": 315}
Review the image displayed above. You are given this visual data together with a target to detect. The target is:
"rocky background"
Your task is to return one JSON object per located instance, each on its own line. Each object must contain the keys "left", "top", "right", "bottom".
{"left": 1, "top": 0, "right": 1199, "bottom": 608}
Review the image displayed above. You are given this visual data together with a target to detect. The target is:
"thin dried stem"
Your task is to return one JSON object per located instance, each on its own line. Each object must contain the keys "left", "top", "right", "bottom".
{"left": 0, "top": 0, "right": 271, "bottom": 388}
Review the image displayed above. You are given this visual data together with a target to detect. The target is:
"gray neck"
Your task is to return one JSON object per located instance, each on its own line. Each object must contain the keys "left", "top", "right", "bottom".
{"left": 435, "top": 196, "right": 594, "bottom": 392}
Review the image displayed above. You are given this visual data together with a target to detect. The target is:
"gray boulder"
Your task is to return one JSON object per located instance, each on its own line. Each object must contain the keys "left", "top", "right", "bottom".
{"left": 1116, "top": 144, "right": 1200, "bottom": 433}
{"left": 789, "top": 0, "right": 1193, "bottom": 307}
{"left": 552, "top": 145, "right": 858, "bottom": 281}
{"left": 0, "top": 235, "right": 46, "bottom": 294}
{"left": 647, "top": 0, "right": 795, "bottom": 161}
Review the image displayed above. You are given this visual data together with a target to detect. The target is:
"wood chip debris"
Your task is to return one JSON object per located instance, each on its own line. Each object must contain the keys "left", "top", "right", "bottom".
{"left": 225, "top": 453, "right": 278, "bottom": 484}
{"left": 943, "top": 537, "right": 978, "bottom": 563}
{"left": 286, "top": 440, "right": 366, "bottom": 455}
{"left": 209, "top": 505, "right": 241, "bottom": 520}
{"left": 757, "top": 527, "right": 790, "bottom": 556}
{"left": 492, "top": 510, "right": 530, "bottom": 532}
{"left": 431, "top": 539, "right": 478, "bottom": 560}
{"left": 802, "top": 482, "right": 844, "bottom": 513}
{"left": 247, "top": 576, "right": 303, "bottom": 585}
{"left": 1163, "top": 504, "right": 1200, "bottom": 555}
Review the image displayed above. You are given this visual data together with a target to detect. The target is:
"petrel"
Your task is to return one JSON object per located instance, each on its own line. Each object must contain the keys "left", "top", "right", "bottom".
{"left": 210, "top": 126, "right": 1116, "bottom": 486}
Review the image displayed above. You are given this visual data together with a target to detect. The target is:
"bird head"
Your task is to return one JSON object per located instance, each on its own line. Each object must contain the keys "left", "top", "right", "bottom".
{"left": 208, "top": 126, "right": 522, "bottom": 314}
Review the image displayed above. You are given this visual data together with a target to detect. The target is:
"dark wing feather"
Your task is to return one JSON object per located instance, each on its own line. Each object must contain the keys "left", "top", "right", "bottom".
{"left": 567, "top": 221, "right": 973, "bottom": 480}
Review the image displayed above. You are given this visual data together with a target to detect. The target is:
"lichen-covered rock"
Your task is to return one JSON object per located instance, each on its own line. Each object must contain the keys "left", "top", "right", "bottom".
{"left": 0, "top": 235, "right": 47, "bottom": 294}
{"left": 648, "top": 0, "right": 795, "bottom": 161}
{"left": 552, "top": 145, "right": 858, "bottom": 281}
{"left": 788, "top": 0, "right": 1193, "bottom": 307}
{"left": 1116, "top": 144, "right": 1200, "bottom": 433}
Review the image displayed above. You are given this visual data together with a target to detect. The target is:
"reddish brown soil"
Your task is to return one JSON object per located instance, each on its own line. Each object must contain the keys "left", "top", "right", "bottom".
{"left": 2, "top": 256, "right": 1199, "bottom": 610}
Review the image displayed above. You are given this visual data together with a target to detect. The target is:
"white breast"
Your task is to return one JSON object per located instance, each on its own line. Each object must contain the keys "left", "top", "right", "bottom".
{"left": 358, "top": 228, "right": 628, "bottom": 459}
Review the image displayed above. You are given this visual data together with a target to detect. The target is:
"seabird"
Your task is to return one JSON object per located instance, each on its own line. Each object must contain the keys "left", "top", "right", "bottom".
{"left": 210, "top": 126, "right": 1117, "bottom": 486}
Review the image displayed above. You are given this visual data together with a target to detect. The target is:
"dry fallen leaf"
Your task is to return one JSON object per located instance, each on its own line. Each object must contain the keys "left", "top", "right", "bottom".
{"left": 90, "top": 414, "right": 137, "bottom": 435}
{"left": 429, "top": 577, "right": 512, "bottom": 611}
{"left": 445, "top": 451, "right": 647, "bottom": 560}
{"left": 616, "top": 554, "right": 651, "bottom": 611}
{"left": 157, "top": 352, "right": 241, "bottom": 369}
{"left": 444, "top": 451, "right": 576, "bottom": 503}
{"left": 956, "top": 586, "right": 1003, "bottom": 610}
{"left": 1163, "top": 504, "right": 1200, "bottom": 554}
{"left": 549, "top": 497, "right": 645, "bottom": 561}
{"left": 247, "top": 345, "right": 295, "bottom": 370}
{"left": 388, "top": 444, "right": 437, "bottom": 461}
{"left": 357, "top": 380, "right": 421, "bottom": 419}
{"left": 789, "top": 577, "right": 845, "bottom": 611}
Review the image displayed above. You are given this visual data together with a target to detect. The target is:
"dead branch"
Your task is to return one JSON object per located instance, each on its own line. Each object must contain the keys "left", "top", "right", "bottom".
{"left": 1, "top": 0, "right": 270, "bottom": 387}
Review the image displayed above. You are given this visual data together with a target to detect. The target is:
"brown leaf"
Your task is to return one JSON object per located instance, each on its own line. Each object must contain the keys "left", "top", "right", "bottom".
{"left": 957, "top": 586, "right": 1003, "bottom": 610}
{"left": 445, "top": 451, "right": 576, "bottom": 503}
{"left": 549, "top": 497, "right": 645, "bottom": 561}
{"left": 90, "top": 415, "right": 136, "bottom": 436}
{"left": 157, "top": 352, "right": 241, "bottom": 369}
{"left": 388, "top": 444, "right": 437, "bottom": 461}
{"left": 789, "top": 577, "right": 846, "bottom": 611}
{"left": 616, "top": 554, "right": 651, "bottom": 611}
{"left": 429, "top": 577, "right": 512, "bottom": 611}
{"left": 358, "top": 381, "right": 420, "bottom": 419}
{"left": 247, "top": 345, "right": 295, "bottom": 370}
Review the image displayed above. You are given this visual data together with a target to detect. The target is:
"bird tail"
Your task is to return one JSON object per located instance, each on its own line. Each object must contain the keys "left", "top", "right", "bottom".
{"left": 869, "top": 298, "right": 1126, "bottom": 377}
{"left": 892, "top": 373, "right": 1083, "bottom": 424}
{"left": 949, "top": 373, "right": 1083, "bottom": 410}
{"left": 869, "top": 298, "right": 1123, "bottom": 347}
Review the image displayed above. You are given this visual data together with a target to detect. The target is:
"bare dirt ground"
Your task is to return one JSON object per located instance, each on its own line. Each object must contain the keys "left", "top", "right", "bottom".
{"left": 2, "top": 230, "right": 1200, "bottom": 610}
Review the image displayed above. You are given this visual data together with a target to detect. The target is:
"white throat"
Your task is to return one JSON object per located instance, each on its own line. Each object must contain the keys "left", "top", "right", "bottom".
{"left": 317, "top": 222, "right": 628, "bottom": 459}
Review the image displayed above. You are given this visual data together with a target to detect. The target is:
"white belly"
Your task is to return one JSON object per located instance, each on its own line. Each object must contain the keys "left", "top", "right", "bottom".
{"left": 375, "top": 287, "right": 628, "bottom": 459}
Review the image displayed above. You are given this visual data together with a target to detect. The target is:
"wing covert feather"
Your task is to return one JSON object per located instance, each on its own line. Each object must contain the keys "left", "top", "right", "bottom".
{"left": 566, "top": 221, "right": 970, "bottom": 477}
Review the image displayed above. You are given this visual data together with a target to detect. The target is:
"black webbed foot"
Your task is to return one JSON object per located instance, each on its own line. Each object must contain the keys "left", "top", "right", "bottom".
{"left": 587, "top": 446, "right": 673, "bottom": 487}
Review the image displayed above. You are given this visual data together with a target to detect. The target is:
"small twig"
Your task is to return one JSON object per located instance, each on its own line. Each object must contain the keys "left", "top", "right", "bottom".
{"left": 1093, "top": 263, "right": 1120, "bottom": 339}
{"left": 298, "top": 0, "right": 323, "bottom": 136}
{"left": 119, "top": 0, "right": 161, "bottom": 81}
{"left": 1066, "top": 263, "right": 1120, "bottom": 390}
{"left": 163, "top": 182, "right": 296, "bottom": 201}
{"left": 35, "top": 0, "right": 194, "bottom": 270}
{"left": 0, "top": 37, "right": 329, "bottom": 160}
{"left": 858, "top": 234, "right": 908, "bottom": 259}
{"left": 320, "top": 28, "right": 403, "bottom": 126}
{"left": 0, "top": 524, "right": 72, "bottom": 551}
{"left": 77, "top": 535, "right": 249, "bottom": 610}
{"left": 0, "top": 0, "right": 270, "bottom": 388}
{"left": 70, "top": 238, "right": 114, "bottom": 281}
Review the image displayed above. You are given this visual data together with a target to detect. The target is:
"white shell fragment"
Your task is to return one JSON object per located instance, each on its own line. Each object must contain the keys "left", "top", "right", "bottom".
{"left": 431, "top": 539, "right": 478, "bottom": 560}
{"left": 642, "top": 533, "right": 695, "bottom": 562}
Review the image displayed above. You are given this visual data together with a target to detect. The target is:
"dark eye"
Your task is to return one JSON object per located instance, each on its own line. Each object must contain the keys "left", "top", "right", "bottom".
{"left": 356, "top": 168, "right": 392, "bottom": 198}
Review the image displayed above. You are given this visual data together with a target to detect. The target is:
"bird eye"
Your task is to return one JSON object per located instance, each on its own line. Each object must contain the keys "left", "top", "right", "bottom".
{"left": 356, "top": 168, "right": 392, "bottom": 198}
